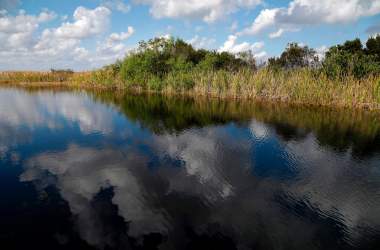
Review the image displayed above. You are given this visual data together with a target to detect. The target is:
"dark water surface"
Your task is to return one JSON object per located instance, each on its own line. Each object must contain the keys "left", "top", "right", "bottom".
{"left": 1, "top": 87, "right": 380, "bottom": 250}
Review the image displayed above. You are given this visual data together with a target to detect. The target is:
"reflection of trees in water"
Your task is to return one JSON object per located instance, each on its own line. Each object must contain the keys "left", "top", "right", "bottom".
{"left": 13, "top": 86, "right": 380, "bottom": 158}
{"left": 90, "top": 91, "right": 380, "bottom": 158}
{"left": 2, "top": 87, "right": 377, "bottom": 249}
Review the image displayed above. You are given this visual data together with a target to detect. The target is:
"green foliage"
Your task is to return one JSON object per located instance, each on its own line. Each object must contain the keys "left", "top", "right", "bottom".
{"left": 268, "top": 43, "right": 318, "bottom": 70}
{"left": 323, "top": 37, "right": 380, "bottom": 79}
{"left": 8, "top": 35, "right": 379, "bottom": 107}
{"left": 339, "top": 38, "right": 363, "bottom": 54}
{"left": 119, "top": 37, "right": 254, "bottom": 88}
{"left": 166, "top": 71, "right": 195, "bottom": 91}
{"left": 148, "top": 75, "right": 163, "bottom": 90}
{"left": 366, "top": 36, "right": 380, "bottom": 60}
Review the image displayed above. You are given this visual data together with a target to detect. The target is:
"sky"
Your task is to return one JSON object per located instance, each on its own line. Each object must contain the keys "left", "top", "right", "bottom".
{"left": 0, "top": 0, "right": 380, "bottom": 71}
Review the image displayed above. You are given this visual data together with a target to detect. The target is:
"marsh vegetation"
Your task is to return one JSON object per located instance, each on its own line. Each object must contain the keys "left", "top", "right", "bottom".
{"left": 2, "top": 36, "right": 380, "bottom": 109}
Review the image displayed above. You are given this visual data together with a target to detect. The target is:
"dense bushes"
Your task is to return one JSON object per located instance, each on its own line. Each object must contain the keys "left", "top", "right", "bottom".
{"left": 322, "top": 38, "right": 380, "bottom": 79}
{"left": 267, "top": 37, "right": 380, "bottom": 79}
{"left": 111, "top": 35, "right": 380, "bottom": 86}
{"left": 118, "top": 37, "right": 255, "bottom": 89}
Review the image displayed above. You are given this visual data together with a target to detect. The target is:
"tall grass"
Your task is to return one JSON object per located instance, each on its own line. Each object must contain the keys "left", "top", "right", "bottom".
{"left": 0, "top": 71, "right": 75, "bottom": 83}
{"left": 1, "top": 68, "right": 380, "bottom": 110}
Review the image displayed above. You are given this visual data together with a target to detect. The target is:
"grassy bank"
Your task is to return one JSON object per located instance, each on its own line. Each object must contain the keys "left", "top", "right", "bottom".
{"left": 1, "top": 69, "right": 380, "bottom": 110}
{"left": 1, "top": 36, "right": 380, "bottom": 110}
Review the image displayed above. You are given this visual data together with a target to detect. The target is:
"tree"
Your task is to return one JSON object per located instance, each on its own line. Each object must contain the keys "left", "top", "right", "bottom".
{"left": 366, "top": 35, "right": 380, "bottom": 60}
{"left": 323, "top": 38, "right": 380, "bottom": 79}
{"left": 268, "top": 43, "right": 318, "bottom": 69}
{"left": 339, "top": 38, "right": 363, "bottom": 54}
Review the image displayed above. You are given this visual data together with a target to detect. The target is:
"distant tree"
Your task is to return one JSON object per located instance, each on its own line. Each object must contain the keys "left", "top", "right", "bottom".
{"left": 340, "top": 38, "right": 363, "bottom": 54}
{"left": 268, "top": 43, "right": 318, "bottom": 69}
{"left": 50, "top": 69, "right": 74, "bottom": 74}
{"left": 366, "top": 35, "right": 380, "bottom": 60}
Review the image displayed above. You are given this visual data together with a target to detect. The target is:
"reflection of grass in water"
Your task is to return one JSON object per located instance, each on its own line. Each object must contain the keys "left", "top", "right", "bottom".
{"left": 250, "top": 104, "right": 380, "bottom": 156}
{"left": 3, "top": 85, "right": 380, "bottom": 157}
{"left": 90, "top": 91, "right": 380, "bottom": 157}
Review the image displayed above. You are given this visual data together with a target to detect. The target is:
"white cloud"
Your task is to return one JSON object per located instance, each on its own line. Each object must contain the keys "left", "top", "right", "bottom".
{"left": 73, "top": 47, "right": 90, "bottom": 61}
{"left": 316, "top": 45, "right": 328, "bottom": 60}
{"left": 240, "top": 0, "right": 380, "bottom": 36}
{"left": 187, "top": 35, "right": 216, "bottom": 49}
{"left": 219, "top": 35, "right": 264, "bottom": 55}
{"left": 54, "top": 6, "right": 111, "bottom": 39}
{"left": 268, "top": 27, "right": 300, "bottom": 39}
{"left": 239, "top": 8, "right": 278, "bottom": 36}
{"left": 253, "top": 51, "right": 268, "bottom": 61}
{"left": 0, "top": 9, "right": 56, "bottom": 50}
{"left": 269, "top": 28, "right": 285, "bottom": 39}
{"left": 92, "top": 28, "right": 135, "bottom": 66}
{"left": 22, "top": 145, "right": 168, "bottom": 244}
{"left": 134, "top": 0, "right": 261, "bottom": 23}
{"left": 0, "top": 6, "right": 135, "bottom": 70}
{"left": 107, "top": 27, "right": 134, "bottom": 43}
{"left": 102, "top": 0, "right": 131, "bottom": 13}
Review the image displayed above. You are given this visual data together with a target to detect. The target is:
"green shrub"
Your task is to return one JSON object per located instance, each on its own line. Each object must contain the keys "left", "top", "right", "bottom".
{"left": 148, "top": 76, "right": 164, "bottom": 91}
{"left": 166, "top": 71, "right": 195, "bottom": 91}
{"left": 323, "top": 47, "right": 380, "bottom": 79}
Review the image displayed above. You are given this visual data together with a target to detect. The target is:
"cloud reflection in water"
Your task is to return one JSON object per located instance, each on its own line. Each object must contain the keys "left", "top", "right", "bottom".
{"left": 0, "top": 88, "right": 379, "bottom": 249}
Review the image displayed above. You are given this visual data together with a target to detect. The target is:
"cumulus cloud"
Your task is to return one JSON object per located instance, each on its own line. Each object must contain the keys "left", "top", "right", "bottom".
{"left": 219, "top": 35, "right": 266, "bottom": 60}
{"left": 134, "top": 0, "right": 261, "bottom": 23}
{"left": 17, "top": 115, "right": 380, "bottom": 248}
{"left": 22, "top": 144, "right": 168, "bottom": 245}
{"left": 107, "top": 26, "right": 134, "bottom": 43}
{"left": 0, "top": 6, "right": 136, "bottom": 70}
{"left": 0, "top": 9, "right": 56, "bottom": 50}
{"left": 1, "top": 87, "right": 378, "bottom": 248}
{"left": 93, "top": 27, "right": 135, "bottom": 66}
{"left": 0, "top": 89, "right": 118, "bottom": 135}
{"left": 240, "top": 0, "right": 380, "bottom": 37}
{"left": 53, "top": 6, "right": 111, "bottom": 39}
{"left": 269, "top": 28, "right": 285, "bottom": 39}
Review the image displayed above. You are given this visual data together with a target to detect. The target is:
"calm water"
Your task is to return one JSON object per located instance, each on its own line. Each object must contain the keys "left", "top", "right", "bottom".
{"left": 1, "top": 87, "right": 380, "bottom": 250}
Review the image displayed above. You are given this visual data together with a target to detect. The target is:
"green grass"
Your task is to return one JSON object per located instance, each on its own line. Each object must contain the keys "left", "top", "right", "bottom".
{"left": 1, "top": 68, "right": 380, "bottom": 110}
{"left": 2, "top": 37, "right": 380, "bottom": 110}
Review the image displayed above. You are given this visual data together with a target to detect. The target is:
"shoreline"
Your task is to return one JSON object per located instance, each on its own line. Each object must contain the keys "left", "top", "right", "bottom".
{"left": 1, "top": 81, "right": 380, "bottom": 112}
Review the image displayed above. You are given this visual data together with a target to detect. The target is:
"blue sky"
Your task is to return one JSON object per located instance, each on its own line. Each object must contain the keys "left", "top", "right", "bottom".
{"left": 1, "top": 0, "right": 380, "bottom": 70}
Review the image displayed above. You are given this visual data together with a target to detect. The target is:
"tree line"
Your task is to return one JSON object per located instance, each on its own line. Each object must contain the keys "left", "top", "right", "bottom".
{"left": 268, "top": 36, "right": 380, "bottom": 79}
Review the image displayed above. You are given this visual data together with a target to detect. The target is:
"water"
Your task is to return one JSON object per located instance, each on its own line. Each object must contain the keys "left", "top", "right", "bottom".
{"left": 0, "top": 87, "right": 380, "bottom": 250}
